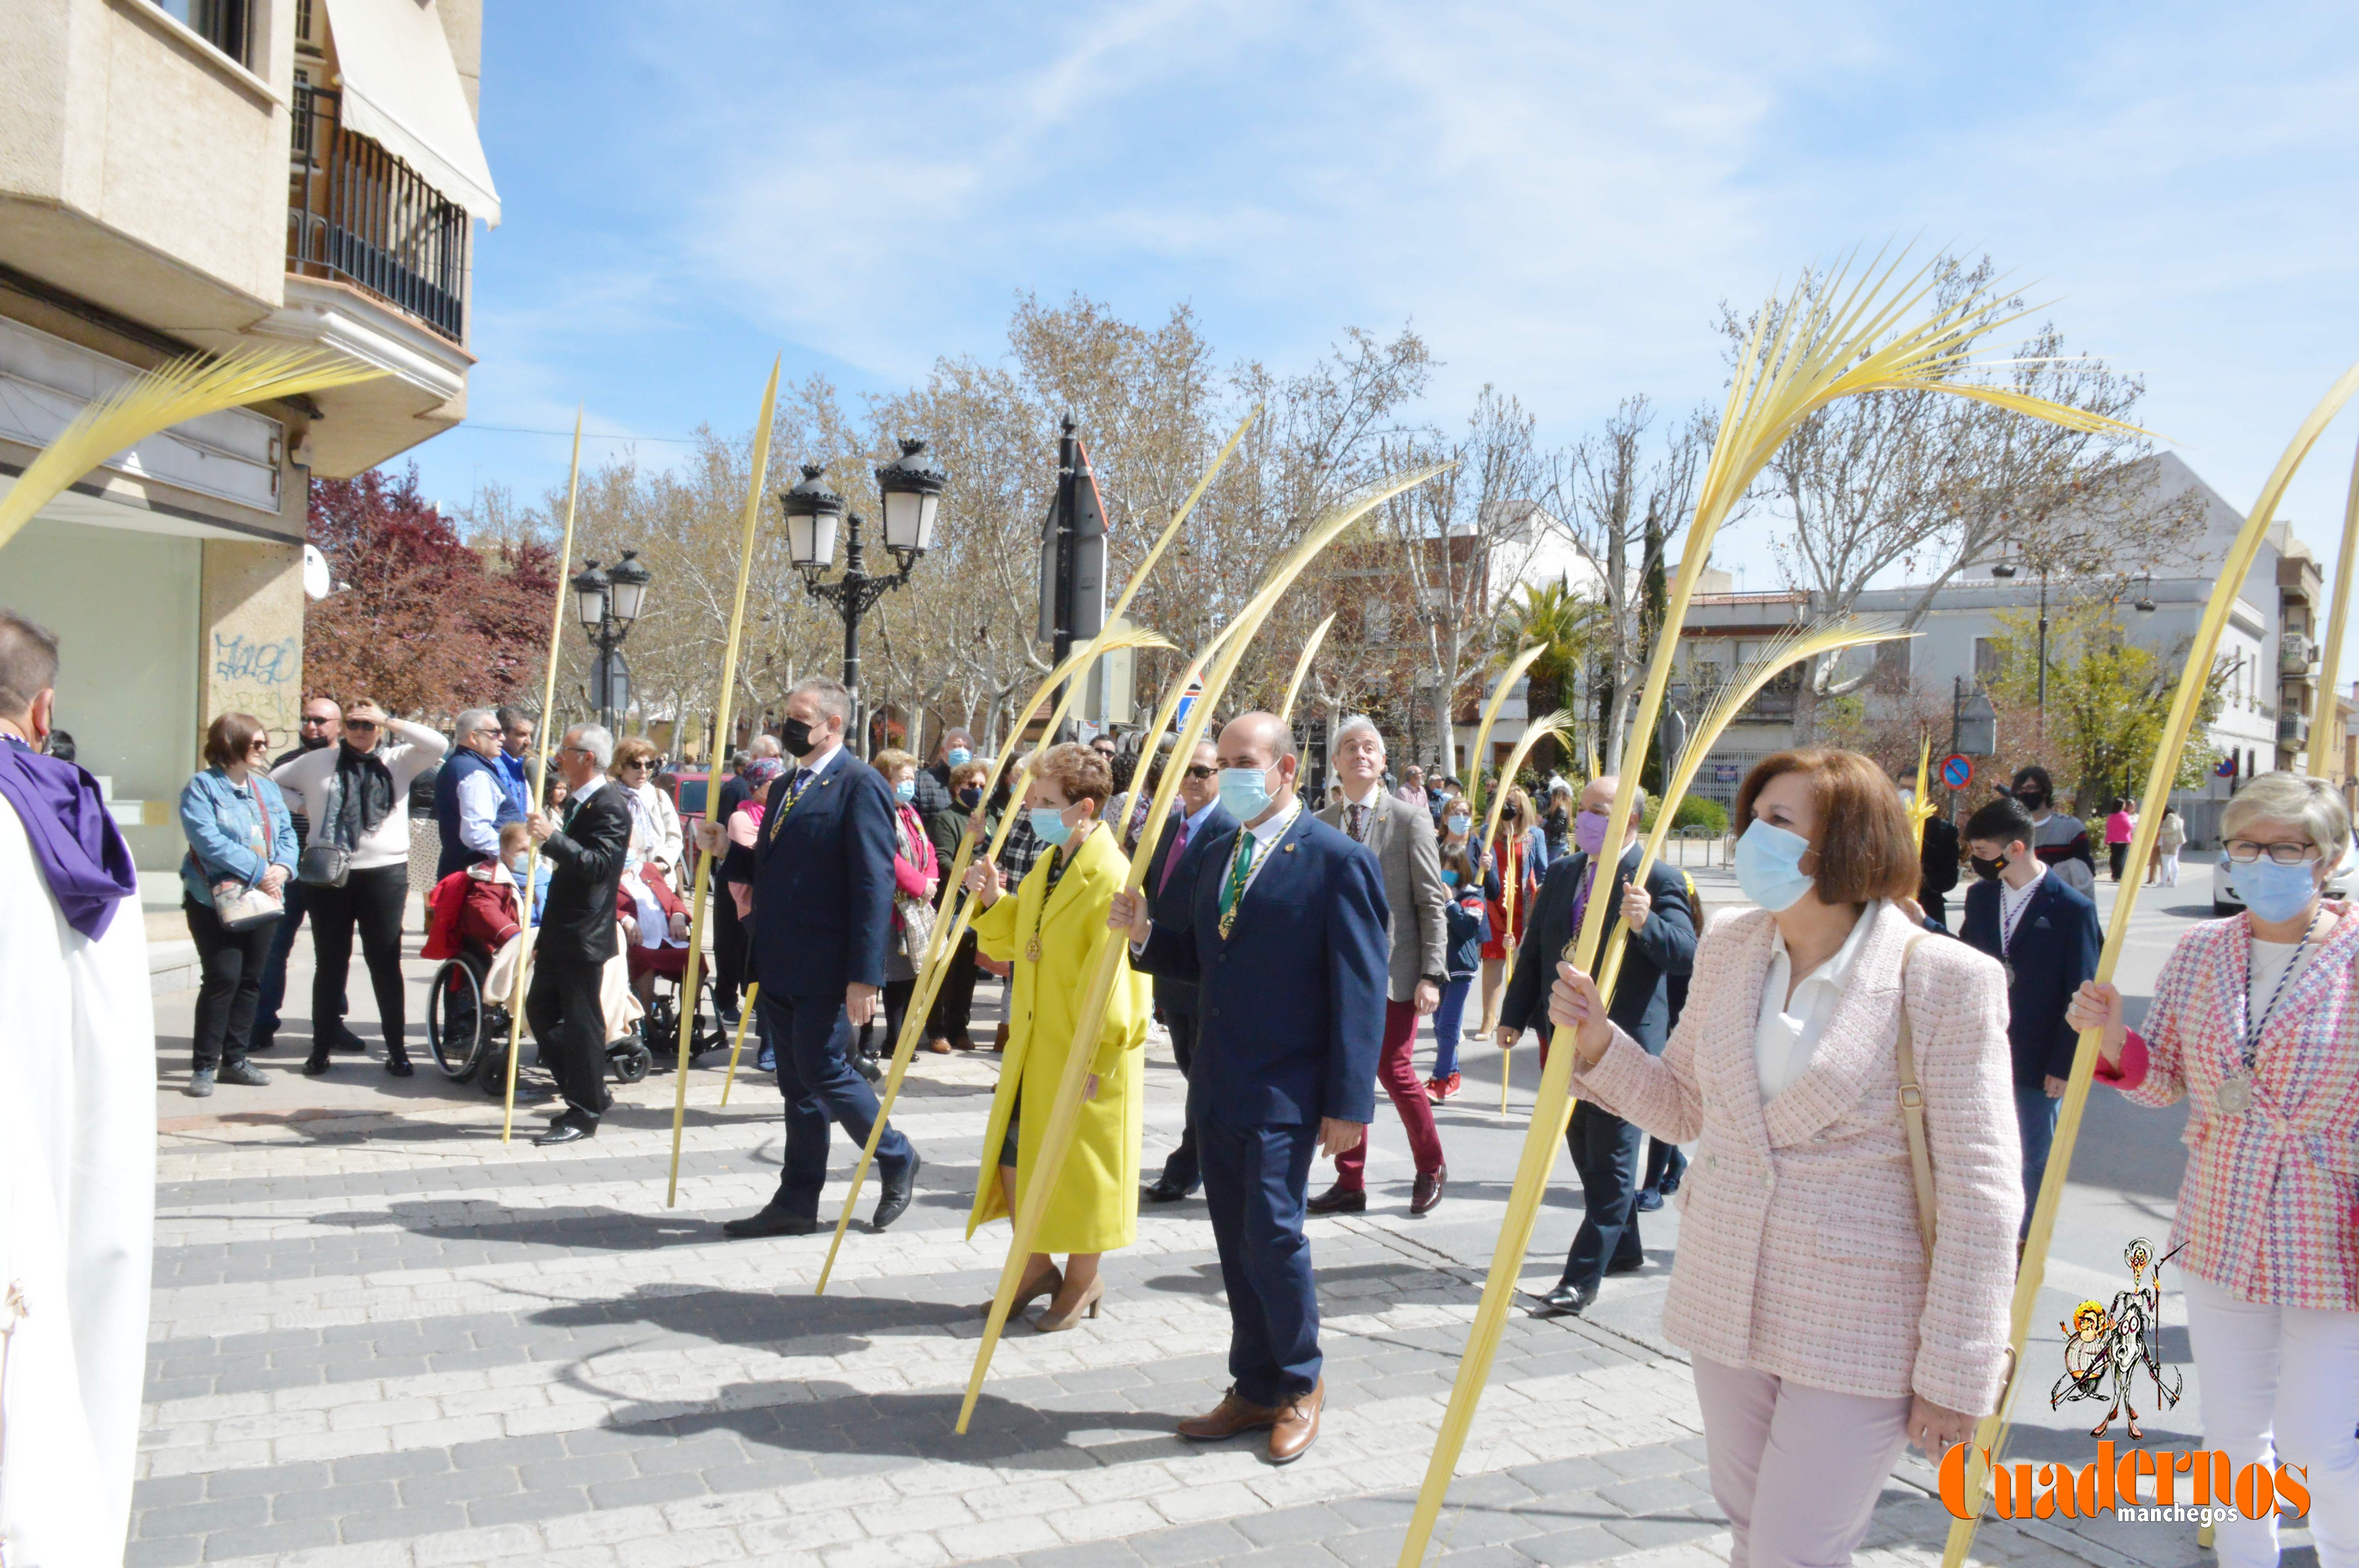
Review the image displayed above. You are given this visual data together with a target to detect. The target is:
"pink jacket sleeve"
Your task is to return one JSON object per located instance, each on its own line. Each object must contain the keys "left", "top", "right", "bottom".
{"left": 892, "top": 805, "right": 937, "bottom": 897}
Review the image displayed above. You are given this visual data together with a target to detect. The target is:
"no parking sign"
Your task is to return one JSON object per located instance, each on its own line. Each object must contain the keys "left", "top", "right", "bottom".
{"left": 1939, "top": 753, "right": 1972, "bottom": 790}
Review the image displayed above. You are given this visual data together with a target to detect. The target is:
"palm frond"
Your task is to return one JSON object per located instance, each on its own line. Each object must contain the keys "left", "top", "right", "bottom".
{"left": 1278, "top": 612, "right": 1337, "bottom": 724}
{"left": 1465, "top": 644, "right": 1548, "bottom": 820}
{"left": 0, "top": 346, "right": 384, "bottom": 550}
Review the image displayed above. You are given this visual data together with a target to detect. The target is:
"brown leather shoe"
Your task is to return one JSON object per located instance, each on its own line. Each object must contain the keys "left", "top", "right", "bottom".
{"left": 1268, "top": 1379, "right": 1323, "bottom": 1463}
{"left": 1177, "top": 1388, "right": 1280, "bottom": 1442}
{"left": 1410, "top": 1165, "right": 1446, "bottom": 1216}
{"left": 1305, "top": 1184, "right": 1366, "bottom": 1216}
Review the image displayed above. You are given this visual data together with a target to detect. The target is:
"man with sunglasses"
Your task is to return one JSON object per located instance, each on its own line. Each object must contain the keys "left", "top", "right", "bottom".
{"left": 254, "top": 696, "right": 343, "bottom": 1055}
{"left": 272, "top": 699, "right": 447, "bottom": 1077}
{"left": 1140, "top": 738, "right": 1234, "bottom": 1203}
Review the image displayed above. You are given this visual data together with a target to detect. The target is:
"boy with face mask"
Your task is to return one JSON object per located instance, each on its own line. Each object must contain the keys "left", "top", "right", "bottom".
{"left": 1959, "top": 795, "right": 2101, "bottom": 1236}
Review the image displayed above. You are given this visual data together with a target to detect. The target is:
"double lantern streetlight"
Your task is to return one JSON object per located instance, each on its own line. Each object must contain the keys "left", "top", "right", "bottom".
{"left": 571, "top": 548, "right": 652, "bottom": 734}
{"left": 778, "top": 438, "right": 947, "bottom": 751}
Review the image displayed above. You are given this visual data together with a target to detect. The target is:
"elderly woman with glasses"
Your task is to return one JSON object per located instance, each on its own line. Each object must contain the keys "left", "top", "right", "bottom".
{"left": 612, "top": 736, "right": 682, "bottom": 875}
{"left": 2070, "top": 770, "right": 2359, "bottom": 1568}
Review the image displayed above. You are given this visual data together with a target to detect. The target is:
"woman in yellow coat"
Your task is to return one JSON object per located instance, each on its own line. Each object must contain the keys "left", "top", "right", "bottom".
{"left": 962, "top": 742, "right": 1151, "bottom": 1330}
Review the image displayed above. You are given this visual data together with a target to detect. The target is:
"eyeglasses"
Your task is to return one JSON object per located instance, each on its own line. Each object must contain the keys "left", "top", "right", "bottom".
{"left": 1182, "top": 764, "right": 1217, "bottom": 781}
{"left": 343, "top": 719, "right": 379, "bottom": 734}
{"left": 300, "top": 714, "right": 335, "bottom": 727}
{"left": 2225, "top": 839, "right": 2321, "bottom": 865}
{"left": 619, "top": 759, "right": 651, "bottom": 771}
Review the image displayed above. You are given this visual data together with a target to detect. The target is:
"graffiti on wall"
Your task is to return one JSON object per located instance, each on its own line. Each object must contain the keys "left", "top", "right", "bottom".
{"left": 213, "top": 631, "right": 302, "bottom": 750}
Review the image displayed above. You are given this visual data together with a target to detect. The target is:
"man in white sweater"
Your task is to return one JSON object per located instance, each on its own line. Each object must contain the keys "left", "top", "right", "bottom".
{"left": 272, "top": 699, "right": 447, "bottom": 1076}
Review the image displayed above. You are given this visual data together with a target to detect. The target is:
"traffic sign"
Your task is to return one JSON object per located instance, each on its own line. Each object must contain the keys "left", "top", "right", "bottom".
{"left": 1939, "top": 753, "right": 1972, "bottom": 790}
{"left": 2215, "top": 753, "right": 2237, "bottom": 779}
{"left": 1174, "top": 678, "right": 1203, "bottom": 730}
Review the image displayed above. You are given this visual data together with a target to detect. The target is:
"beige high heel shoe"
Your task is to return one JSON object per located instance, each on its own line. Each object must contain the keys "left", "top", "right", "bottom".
{"left": 980, "top": 1264, "right": 1063, "bottom": 1320}
{"left": 1032, "top": 1276, "right": 1105, "bottom": 1332}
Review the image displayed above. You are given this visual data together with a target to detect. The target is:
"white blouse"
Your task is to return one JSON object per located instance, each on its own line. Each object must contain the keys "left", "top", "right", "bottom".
{"left": 1755, "top": 898, "right": 1886, "bottom": 1104}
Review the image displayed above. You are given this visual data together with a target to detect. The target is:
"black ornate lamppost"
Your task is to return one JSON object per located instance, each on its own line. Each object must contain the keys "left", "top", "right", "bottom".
{"left": 779, "top": 439, "right": 946, "bottom": 751}
{"left": 571, "top": 548, "right": 652, "bottom": 733}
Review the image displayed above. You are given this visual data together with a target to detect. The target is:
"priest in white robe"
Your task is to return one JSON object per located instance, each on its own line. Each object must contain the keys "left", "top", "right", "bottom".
{"left": 0, "top": 609, "right": 154, "bottom": 1568}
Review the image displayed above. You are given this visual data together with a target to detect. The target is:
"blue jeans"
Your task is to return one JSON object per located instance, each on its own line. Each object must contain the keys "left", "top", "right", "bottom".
{"left": 2013, "top": 1082, "right": 2061, "bottom": 1238}
{"left": 761, "top": 989, "right": 914, "bottom": 1219}
{"left": 1429, "top": 974, "right": 1474, "bottom": 1079}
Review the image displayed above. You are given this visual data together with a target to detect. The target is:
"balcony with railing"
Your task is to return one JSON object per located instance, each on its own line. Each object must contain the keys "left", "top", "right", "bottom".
{"left": 286, "top": 84, "right": 468, "bottom": 343}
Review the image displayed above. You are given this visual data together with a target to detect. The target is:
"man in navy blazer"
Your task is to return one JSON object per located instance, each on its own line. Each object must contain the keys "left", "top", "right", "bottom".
{"left": 1957, "top": 795, "right": 2101, "bottom": 1237}
{"left": 1141, "top": 737, "right": 1236, "bottom": 1203}
{"left": 698, "top": 677, "right": 922, "bottom": 1239}
{"left": 1112, "top": 712, "right": 1387, "bottom": 1464}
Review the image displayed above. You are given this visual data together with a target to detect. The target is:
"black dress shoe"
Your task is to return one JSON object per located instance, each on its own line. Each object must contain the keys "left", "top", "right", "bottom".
{"left": 1634, "top": 1189, "right": 1665, "bottom": 1213}
{"left": 722, "top": 1203, "right": 820, "bottom": 1239}
{"left": 1529, "top": 1281, "right": 1598, "bottom": 1318}
{"left": 872, "top": 1151, "right": 921, "bottom": 1230}
{"left": 533, "top": 1115, "right": 594, "bottom": 1147}
{"left": 302, "top": 1054, "right": 331, "bottom": 1077}
{"left": 1143, "top": 1178, "right": 1194, "bottom": 1204}
{"left": 1305, "top": 1184, "right": 1366, "bottom": 1216}
{"left": 384, "top": 1053, "right": 415, "bottom": 1078}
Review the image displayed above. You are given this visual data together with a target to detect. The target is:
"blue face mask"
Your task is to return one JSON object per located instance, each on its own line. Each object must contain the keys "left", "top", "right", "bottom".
{"left": 1734, "top": 819, "right": 1815, "bottom": 912}
{"left": 1030, "top": 805, "right": 1073, "bottom": 846}
{"left": 894, "top": 779, "right": 916, "bottom": 803}
{"left": 2232, "top": 856, "right": 2319, "bottom": 923}
{"left": 1441, "top": 869, "right": 1461, "bottom": 887}
{"left": 1445, "top": 813, "right": 1471, "bottom": 837}
{"left": 1219, "top": 765, "right": 1274, "bottom": 822}
{"left": 947, "top": 747, "right": 972, "bottom": 768}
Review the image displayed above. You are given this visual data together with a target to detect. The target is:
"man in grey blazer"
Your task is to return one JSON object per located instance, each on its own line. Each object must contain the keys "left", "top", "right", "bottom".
{"left": 1308, "top": 714, "right": 1450, "bottom": 1215}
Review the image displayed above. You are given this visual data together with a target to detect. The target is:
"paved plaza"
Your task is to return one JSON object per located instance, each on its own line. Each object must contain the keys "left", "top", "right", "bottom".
{"left": 128, "top": 866, "right": 2312, "bottom": 1567}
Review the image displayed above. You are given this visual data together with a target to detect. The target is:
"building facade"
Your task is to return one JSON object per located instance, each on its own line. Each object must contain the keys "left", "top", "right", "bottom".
{"left": 0, "top": 0, "right": 498, "bottom": 871}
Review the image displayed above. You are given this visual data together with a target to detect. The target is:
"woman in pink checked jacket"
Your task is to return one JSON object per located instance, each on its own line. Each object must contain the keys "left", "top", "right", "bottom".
{"left": 1547, "top": 748, "right": 2020, "bottom": 1568}
{"left": 2070, "top": 769, "right": 2359, "bottom": 1568}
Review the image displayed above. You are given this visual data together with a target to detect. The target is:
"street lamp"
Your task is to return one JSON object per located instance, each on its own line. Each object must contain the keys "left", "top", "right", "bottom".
{"left": 781, "top": 442, "right": 947, "bottom": 753}
{"left": 572, "top": 548, "right": 653, "bottom": 734}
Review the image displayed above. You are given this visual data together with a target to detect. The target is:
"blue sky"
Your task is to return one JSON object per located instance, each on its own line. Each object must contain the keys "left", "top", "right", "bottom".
{"left": 416, "top": 0, "right": 2359, "bottom": 601}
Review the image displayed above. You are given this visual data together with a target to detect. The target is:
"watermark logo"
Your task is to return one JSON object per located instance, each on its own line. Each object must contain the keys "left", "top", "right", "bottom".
{"left": 1939, "top": 1441, "right": 2310, "bottom": 1523}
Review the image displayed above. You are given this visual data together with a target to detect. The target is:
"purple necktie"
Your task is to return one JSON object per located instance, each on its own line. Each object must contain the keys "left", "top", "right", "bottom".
{"left": 1158, "top": 817, "right": 1190, "bottom": 895}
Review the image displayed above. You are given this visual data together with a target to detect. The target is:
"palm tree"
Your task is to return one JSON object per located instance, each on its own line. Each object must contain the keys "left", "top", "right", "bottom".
{"left": 1498, "top": 577, "right": 1604, "bottom": 777}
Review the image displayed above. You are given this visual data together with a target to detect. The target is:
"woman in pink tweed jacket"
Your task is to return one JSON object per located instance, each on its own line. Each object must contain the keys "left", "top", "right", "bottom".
{"left": 1551, "top": 749, "right": 2020, "bottom": 1568}
{"left": 2071, "top": 770, "right": 2359, "bottom": 1568}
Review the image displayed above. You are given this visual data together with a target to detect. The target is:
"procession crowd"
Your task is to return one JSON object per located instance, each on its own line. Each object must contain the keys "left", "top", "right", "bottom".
{"left": 1, "top": 601, "right": 2354, "bottom": 1568}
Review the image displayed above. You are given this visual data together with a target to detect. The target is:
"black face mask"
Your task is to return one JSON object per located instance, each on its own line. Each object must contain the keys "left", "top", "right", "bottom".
{"left": 2015, "top": 789, "right": 2047, "bottom": 811}
{"left": 780, "top": 717, "right": 816, "bottom": 759}
{"left": 1970, "top": 854, "right": 2007, "bottom": 881}
{"left": 958, "top": 786, "right": 982, "bottom": 809}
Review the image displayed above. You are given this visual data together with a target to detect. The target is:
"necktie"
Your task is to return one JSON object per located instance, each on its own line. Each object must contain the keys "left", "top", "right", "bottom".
{"left": 1217, "top": 833, "right": 1259, "bottom": 938}
{"left": 1349, "top": 802, "right": 1367, "bottom": 842}
{"left": 1158, "top": 817, "right": 1190, "bottom": 896}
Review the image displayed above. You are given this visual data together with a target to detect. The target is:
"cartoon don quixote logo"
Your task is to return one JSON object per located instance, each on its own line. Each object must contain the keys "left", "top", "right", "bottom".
{"left": 2051, "top": 1237, "right": 2185, "bottom": 1439}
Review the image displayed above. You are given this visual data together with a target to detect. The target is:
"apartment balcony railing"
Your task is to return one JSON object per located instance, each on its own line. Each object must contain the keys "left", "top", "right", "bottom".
{"left": 287, "top": 84, "right": 467, "bottom": 343}
{"left": 2281, "top": 631, "right": 2317, "bottom": 678}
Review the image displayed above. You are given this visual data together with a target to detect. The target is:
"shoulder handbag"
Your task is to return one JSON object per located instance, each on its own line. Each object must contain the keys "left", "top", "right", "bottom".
{"left": 298, "top": 769, "right": 353, "bottom": 887}
{"left": 894, "top": 811, "right": 938, "bottom": 962}
{"left": 214, "top": 781, "right": 287, "bottom": 929}
{"left": 1893, "top": 933, "right": 2020, "bottom": 1401}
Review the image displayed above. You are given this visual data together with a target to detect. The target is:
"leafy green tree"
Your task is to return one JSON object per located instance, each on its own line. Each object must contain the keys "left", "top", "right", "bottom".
{"left": 1986, "top": 608, "right": 2224, "bottom": 809}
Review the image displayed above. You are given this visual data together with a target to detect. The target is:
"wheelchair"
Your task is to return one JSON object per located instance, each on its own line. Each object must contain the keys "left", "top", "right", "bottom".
{"left": 425, "top": 950, "right": 659, "bottom": 1088}
{"left": 628, "top": 943, "right": 726, "bottom": 1071}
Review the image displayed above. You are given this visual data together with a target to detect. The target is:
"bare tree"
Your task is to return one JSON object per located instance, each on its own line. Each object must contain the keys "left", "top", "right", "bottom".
{"left": 1542, "top": 396, "right": 1706, "bottom": 764}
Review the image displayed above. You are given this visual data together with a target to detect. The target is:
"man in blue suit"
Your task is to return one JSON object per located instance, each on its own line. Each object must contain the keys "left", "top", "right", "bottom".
{"left": 1957, "top": 794, "right": 2101, "bottom": 1238}
{"left": 697, "top": 677, "right": 922, "bottom": 1239}
{"left": 1112, "top": 712, "right": 1387, "bottom": 1464}
{"left": 1141, "top": 737, "right": 1236, "bottom": 1203}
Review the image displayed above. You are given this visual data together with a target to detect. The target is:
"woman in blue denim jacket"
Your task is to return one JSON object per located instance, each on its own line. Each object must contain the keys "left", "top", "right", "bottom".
{"left": 178, "top": 712, "right": 300, "bottom": 1096}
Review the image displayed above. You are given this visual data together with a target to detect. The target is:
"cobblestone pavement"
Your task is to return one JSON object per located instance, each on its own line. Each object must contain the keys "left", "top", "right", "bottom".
{"left": 135, "top": 1011, "right": 2228, "bottom": 1568}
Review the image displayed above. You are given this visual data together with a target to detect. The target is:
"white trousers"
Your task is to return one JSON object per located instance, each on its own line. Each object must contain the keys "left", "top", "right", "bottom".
{"left": 1692, "top": 1356, "right": 1913, "bottom": 1568}
{"left": 2158, "top": 851, "right": 2179, "bottom": 885}
{"left": 2182, "top": 1273, "right": 2359, "bottom": 1568}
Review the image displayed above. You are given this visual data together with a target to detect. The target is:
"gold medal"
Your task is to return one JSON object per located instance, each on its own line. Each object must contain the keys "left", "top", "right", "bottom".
{"left": 1025, "top": 936, "right": 1043, "bottom": 964}
{"left": 2216, "top": 1071, "right": 2253, "bottom": 1115}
